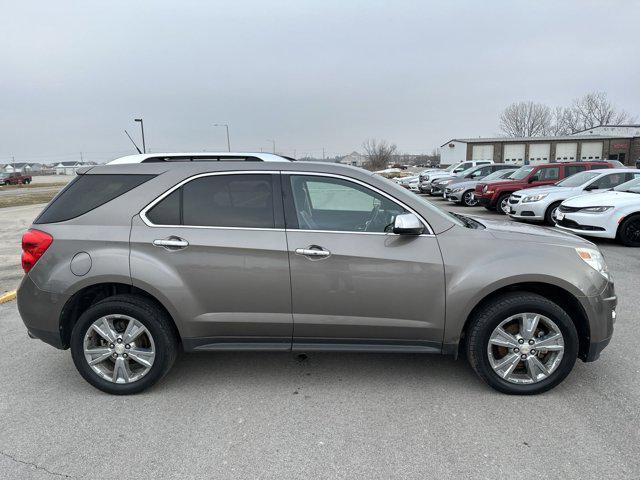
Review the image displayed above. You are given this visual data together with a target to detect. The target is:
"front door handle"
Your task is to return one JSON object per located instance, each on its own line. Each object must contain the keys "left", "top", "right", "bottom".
{"left": 295, "top": 246, "right": 331, "bottom": 259}
{"left": 153, "top": 236, "right": 189, "bottom": 250}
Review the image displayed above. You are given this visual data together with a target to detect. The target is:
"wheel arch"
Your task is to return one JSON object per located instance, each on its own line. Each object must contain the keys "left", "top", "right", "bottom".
{"left": 59, "top": 282, "right": 181, "bottom": 349}
{"left": 457, "top": 282, "right": 590, "bottom": 361}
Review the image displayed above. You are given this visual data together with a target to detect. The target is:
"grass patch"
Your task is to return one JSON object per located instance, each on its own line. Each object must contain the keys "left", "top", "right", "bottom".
{"left": 0, "top": 191, "right": 57, "bottom": 209}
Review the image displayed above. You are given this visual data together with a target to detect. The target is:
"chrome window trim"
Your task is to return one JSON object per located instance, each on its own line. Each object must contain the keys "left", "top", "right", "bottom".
{"left": 139, "top": 170, "right": 434, "bottom": 236}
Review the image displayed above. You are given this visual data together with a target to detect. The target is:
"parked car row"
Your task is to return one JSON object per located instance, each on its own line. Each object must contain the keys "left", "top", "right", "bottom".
{"left": 409, "top": 160, "right": 640, "bottom": 247}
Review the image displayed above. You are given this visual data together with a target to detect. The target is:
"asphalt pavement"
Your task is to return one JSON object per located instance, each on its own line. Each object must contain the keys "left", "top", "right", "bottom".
{"left": 1, "top": 197, "right": 639, "bottom": 479}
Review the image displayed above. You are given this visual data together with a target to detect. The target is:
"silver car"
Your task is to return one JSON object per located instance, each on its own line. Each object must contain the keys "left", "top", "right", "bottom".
{"left": 18, "top": 156, "right": 616, "bottom": 395}
{"left": 508, "top": 169, "right": 640, "bottom": 225}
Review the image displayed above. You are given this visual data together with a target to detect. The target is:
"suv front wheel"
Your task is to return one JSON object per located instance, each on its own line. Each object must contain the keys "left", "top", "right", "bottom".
{"left": 70, "top": 294, "right": 178, "bottom": 395}
{"left": 466, "top": 292, "right": 578, "bottom": 394}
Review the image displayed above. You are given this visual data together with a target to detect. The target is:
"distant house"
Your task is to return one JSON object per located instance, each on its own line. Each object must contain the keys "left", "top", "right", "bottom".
{"left": 339, "top": 151, "right": 368, "bottom": 167}
{"left": 1, "top": 162, "right": 43, "bottom": 173}
{"left": 53, "top": 161, "right": 96, "bottom": 175}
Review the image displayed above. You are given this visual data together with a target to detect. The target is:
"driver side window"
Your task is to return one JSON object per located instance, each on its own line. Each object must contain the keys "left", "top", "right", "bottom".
{"left": 287, "top": 175, "right": 407, "bottom": 232}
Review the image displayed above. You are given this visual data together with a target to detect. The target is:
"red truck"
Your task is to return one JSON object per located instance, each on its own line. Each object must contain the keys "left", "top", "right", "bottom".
{"left": 0, "top": 172, "right": 32, "bottom": 185}
{"left": 474, "top": 161, "right": 612, "bottom": 214}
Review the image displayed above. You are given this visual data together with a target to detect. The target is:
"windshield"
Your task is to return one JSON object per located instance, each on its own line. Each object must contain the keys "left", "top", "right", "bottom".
{"left": 444, "top": 163, "right": 460, "bottom": 173}
{"left": 483, "top": 169, "right": 514, "bottom": 181}
{"left": 0, "top": 173, "right": 8, "bottom": 178}
{"left": 556, "top": 171, "right": 600, "bottom": 187}
{"left": 510, "top": 166, "right": 535, "bottom": 180}
{"left": 376, "top": 174, "right": 466, "bottom": 227}
{"left": 614, "top": 177, "right": 640, "bottom": 194}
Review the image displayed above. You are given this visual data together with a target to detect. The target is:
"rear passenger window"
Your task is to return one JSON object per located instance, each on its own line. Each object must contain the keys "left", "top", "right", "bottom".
{"left": 590, "top": 164, "right": 609, "bottom": 170}
{"left": 539, "top": 167, "right": 560, "bottom": 180}
{"left": 35, "top": 174, "right": 155, "bottom": 224}
{"left": 145, "top": 174, "right": 276, "bottom": 228}
{"left": 564, "top": 165, "right": 587, "bottom": 176}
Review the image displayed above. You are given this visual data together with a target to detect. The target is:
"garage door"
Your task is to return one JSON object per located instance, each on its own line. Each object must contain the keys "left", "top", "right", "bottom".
{"left": 555, "top": 143, "right": 577, "bottom": 161}
{"left": 472, "top": 145, "right": 494, "bottom": 161}
{"left": 528, "top": 143, "right": 550, "bottom": 164}
{"left": 581, "top": 142, "right": 603, "bottom": 160}
{"left": 503, "top": 144, "right": 525, "bottom": 164}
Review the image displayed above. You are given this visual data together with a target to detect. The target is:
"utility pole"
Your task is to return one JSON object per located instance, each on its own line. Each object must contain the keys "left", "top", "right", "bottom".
{"left": 80, "top": 152, "right": 83, "bottom": 163}
{"left": 322, "top": 147, "right": 325, "bottom": 160}
{"left": 267, "top": 139, "right": 276, "bottom": 154}
{"left": 134, "top": 118, "right": 146, "bottom": 153}
{"left": 214, "top": 124, "right": 231, "bottom": 151}
{"left": 12, "top": 155, "right": 15, "bottom": 172}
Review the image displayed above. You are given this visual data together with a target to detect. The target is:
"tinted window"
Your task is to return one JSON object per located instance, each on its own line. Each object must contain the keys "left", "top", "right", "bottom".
{"left": 146, "top": 174, "right": 275, "bottom": 228}
{"left": 564, "top": 165, "right": 587, "bottom": 177}
{"left": 539, "top": 167, "right": 560, "bottom": 180}
{"left": 35, "top": 174, "right": 154, "bottom": 224}
{"left": 288, "top": 175, "right": 407, "bottom": 232}
{"left": 590, "top": 164, "right": 609, "bottom": 170}
{"left": 146, "top": 189, "right": 181, "bottom": 225}
{"left": 589, "top": 173, "right": 629, "bottom": 190}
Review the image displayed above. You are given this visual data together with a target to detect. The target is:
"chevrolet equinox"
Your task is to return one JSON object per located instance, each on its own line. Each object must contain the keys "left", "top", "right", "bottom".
{"left": 17, "top": 156, "right": 616, "bottom": 395}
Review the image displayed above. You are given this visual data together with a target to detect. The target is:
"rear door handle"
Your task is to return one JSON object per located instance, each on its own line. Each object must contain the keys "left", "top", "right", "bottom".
{"left": 153, "top": 237, "right": 189, "bottom": 250}
{"left": 295, "top": 246, "right": 331, "bottom": 259}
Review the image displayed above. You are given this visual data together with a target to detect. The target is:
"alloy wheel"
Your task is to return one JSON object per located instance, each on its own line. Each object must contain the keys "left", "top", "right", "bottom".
{"left": 487, "top": 313, "right": 564, "bottom": 384}
{"left": 83, "top": 314, "right": 156, "bottom": 384}
{"left": 463, "top": 191, "right": 477, "bottom": 206}
{"left": 500, "top": 197, "right": 510, "bottom": 214}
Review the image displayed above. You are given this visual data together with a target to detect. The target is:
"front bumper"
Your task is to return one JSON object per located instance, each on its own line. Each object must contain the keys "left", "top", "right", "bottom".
{"left": 17, "top": 274, "right": 68, "bottom": 349}
{"left": 507, "top": 198, "right": 545, "bottom": 221}
{"left": 555, "top": 211, "right": 616, "bottom": 239}
{"left": 581, "top": 278, "right": 616, "bottom": 362}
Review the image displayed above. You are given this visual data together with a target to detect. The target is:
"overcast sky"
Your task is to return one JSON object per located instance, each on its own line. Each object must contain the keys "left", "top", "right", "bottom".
{"left": 1, "top": 0, "right": 639, "bottom": 163}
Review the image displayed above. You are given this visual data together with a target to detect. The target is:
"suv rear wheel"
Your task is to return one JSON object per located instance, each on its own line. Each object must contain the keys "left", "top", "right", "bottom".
{"left": 70, "top": 294, "right": 178, "bottom": 394}
{"left": 466, "top": 292, "right": 578, "bottom": 394}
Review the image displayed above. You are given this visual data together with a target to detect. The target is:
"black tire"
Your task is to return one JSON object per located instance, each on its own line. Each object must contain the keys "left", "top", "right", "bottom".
{"left": 544, "top": 201, "right": 562, "bottom": 225}
{"left": 484, "top": 205, "right": 495, "bottom": 211}
{"left": 70, "top": 294, "right": 178, "bottom": 395}
{"left": 465, "top": 292, "right": 578, "bottom": 395}
{"left": 496, "top": 193, "right": 511, "bottom": 215}
{"left": 617, "top": 214, "right": 640, "bottom": 247}
{"left": 461, "top": 190, "right": 478, "bottom": 207}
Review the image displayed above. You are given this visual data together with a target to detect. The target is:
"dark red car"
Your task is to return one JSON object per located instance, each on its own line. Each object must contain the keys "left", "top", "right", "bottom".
{"left": 0, "top": 172, "right": 32, "bottom": 185}
{"left": 474, "top": 161, "right": 612, "bottom": 214}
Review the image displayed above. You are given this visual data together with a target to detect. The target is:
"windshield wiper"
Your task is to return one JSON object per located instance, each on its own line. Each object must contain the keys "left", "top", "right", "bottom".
{"left": 451, "top": 212, "right": 484, "bottom": 229}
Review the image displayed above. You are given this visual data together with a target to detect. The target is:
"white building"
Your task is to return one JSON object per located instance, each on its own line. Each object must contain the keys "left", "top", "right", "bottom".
{"left": 339, "top": 151, "right": 368, "bottom": 167}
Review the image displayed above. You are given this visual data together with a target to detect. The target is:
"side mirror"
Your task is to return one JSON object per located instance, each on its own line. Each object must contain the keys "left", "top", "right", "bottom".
{"left": 393, "top": 213, "right": 425, "bottom": 235}
{"left": 584, "top": 184, "right": 599, "bottom": 191}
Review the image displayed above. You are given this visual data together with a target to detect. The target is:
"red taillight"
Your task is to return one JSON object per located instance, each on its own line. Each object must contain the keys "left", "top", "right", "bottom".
{"left": 21, "top": 229, "right": 53, "bottom": 273}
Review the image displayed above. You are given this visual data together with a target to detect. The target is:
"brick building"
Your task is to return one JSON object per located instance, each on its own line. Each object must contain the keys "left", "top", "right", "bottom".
{"left": 440, "top": 125, "right": 640, "bottom": 167}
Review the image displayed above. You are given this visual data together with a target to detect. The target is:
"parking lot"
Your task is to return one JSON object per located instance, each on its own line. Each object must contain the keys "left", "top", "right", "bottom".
{"left": 1, "top": 197, "right": 639, "bottom": 479}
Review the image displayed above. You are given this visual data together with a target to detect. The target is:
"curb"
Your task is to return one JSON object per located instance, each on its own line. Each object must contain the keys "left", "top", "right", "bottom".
{"left": 0, "top": 290, "right": 17, "bottom": 304}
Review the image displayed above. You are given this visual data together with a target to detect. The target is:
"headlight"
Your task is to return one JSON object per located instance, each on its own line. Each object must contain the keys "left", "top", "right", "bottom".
{"left": 522, "top": 193, "right": 548, "bottom": 203}
{"left": 452, "top": 187, "right": 464, "bottom": 192}
{"left": 482, "top": 185, "right": 488, "bottom": 192}
{"left": 441, "top": 180, "right": 453, "bottom": 185}
{"left": 582, "top": 206, "right": 613, "bottom": 213}
{"left": 485, "top": 189, "right": 495, "bottom": 194}
{"left": 575, "top": 247, "right": 609, "bottom": 279}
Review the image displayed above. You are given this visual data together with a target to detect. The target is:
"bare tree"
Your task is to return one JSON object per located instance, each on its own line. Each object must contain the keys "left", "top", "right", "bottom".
{"left": 499, "top": 101, "right": 554, "bottom": 137}
{"left": 362, "top": 139, "right": 397, "bottom": 170}
{"left": 559, "top": 92, "right": 635, "bottom": 133}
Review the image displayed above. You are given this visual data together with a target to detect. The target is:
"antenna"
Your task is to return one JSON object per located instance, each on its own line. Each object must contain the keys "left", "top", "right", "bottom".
{"left": 124, "top": 130, "right": 142, "bottom": 154}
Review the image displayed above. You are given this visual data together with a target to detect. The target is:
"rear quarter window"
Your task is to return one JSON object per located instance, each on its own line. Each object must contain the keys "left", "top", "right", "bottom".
{"left": 34, "top": 174, "right": 155, "bottom": 224}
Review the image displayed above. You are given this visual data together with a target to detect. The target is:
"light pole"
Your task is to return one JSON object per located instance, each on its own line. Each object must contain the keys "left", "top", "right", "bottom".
{"left": 267, "top": 139, "right": 276, "bottom": 154}
{"left": 214, "top": 123, "right": 231, "bottom": 151}
{"left": 134, "top": 118, "right": 146, "bottom": 153}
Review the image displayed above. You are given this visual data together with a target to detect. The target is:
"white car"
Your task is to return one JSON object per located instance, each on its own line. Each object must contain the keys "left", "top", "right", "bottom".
{"left": 508, "top": 168, "right": 640, "bottom": 225}
{"left": 555, "top": 176, "right": 640, "bottom": 246}
{"left": 396, "top": 175, "right": 420, "bottom": 192}
{"left": 418, "top": 160, "right": 492, "bottom": 194}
